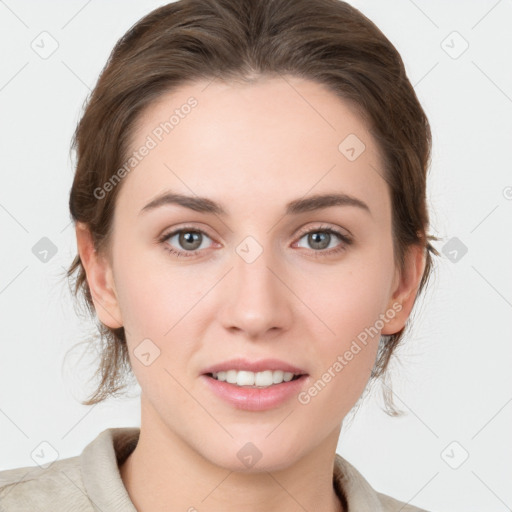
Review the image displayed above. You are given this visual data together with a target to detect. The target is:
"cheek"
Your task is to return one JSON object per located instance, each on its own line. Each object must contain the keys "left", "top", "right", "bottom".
{"left": 304, "top": 253, "right": 395, "bottom": 343}
{"left": 112, "top": 245, "right": 210, "bottom": 379}
{"left": 299, "top": 270, "right": 391, "bottom": 421}
{"left": 111, "top": 242, "right": 184, "bottom": 339}
{"left": 296, "top": 246, "right": 395, "bottom": 409}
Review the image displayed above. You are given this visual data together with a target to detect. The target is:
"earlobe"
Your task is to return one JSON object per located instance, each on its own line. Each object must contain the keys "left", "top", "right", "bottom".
{"left": 75, "top": 222, "right": 123, "bottom": 329}
{"left": 381, "top": 244, "right": 426, "bottom": 335}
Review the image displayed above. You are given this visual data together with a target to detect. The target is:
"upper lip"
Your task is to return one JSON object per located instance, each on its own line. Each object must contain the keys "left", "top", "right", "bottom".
{"left": 201, "top": 358, "right": 308, "bottom": 375}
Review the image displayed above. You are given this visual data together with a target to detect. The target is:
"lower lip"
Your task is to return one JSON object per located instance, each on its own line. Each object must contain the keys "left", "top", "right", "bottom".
{"left": 200, "top": 374, "right": 309, "bottom": 411}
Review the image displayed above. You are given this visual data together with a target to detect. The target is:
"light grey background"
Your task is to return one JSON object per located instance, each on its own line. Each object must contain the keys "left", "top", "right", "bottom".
{"left": 1, "top": 1, "right": 511, "bottom": 511}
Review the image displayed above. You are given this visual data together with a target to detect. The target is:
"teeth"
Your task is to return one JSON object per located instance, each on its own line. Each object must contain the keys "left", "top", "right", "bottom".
{"left": 211, "top": 370, "right": 299, "bottom": 387}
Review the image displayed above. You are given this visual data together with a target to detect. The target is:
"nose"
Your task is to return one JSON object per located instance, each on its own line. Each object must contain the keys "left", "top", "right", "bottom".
{"left": 218, "top": 240, "right": 293, "bottom": 339}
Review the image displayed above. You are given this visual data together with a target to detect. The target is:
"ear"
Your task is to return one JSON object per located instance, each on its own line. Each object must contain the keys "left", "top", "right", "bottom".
{"left": 381, "top": 244, "right": 426, "bottom": 335}
{"left": 75, "top": 222, "right": 123, "bottom": 329}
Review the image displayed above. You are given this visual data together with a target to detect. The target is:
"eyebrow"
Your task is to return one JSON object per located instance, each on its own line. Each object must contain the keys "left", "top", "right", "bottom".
{"left": 139, "top": 191, "right": 371, "bottom": 217}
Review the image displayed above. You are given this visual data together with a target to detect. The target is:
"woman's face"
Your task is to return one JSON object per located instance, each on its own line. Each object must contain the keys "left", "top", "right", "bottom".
{"left": 90, "top": 75, "right": 415, "bottom": 471}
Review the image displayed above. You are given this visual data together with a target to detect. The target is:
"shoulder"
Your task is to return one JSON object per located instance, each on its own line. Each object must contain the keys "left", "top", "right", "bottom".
{"left": 0, "top": 427, "right": 139, "bottom": 512}
{"left": 0, "top": 454, "right": 93, "bottom": 511}
{"left": 375, "top": 490, "right": 432, "bottom": 512}
{"left": 333, "top": 453, "right": 433, "bottom": 512}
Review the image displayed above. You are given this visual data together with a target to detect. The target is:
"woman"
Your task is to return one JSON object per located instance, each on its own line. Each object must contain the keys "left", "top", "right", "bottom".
{"left": 0, "top": 0, "right": 437, "bottom": 510}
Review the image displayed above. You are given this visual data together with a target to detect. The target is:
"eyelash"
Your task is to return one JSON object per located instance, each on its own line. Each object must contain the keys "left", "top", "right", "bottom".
{"left": 158, "top": 224, "right": 353, "bottom": 259}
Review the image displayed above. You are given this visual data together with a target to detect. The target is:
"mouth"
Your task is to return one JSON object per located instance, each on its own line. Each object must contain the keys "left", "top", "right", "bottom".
{"left": 205, "top": 370, "right": 305, "bottom": 388}
{"left": 200, "top": 371, "right": 310, "bottom": 411}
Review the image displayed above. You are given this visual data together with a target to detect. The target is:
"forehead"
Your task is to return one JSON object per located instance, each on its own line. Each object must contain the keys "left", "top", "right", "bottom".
{"left": 116, "top": 75, "right": 388, "bottom": 221}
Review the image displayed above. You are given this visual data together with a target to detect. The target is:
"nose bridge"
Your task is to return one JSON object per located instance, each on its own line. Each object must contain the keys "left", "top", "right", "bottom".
{"left": 221, "top": 233, "right": 291, "bottom": 336}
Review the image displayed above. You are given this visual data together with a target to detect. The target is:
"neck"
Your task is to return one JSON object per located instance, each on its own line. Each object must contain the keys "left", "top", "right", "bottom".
{"left": 119, "top": 397, "right": 344, "bottom": 512}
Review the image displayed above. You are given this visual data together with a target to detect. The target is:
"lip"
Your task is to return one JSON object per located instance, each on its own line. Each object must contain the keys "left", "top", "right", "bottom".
{"left": 200, "top": 373, "right": 310, "bottom": 411}
{"left": 201, "top": 357, "right": 308, "bottom": 376}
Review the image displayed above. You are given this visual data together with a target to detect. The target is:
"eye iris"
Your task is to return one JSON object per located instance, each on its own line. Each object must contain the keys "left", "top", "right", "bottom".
{"left": 180, "top": 231, "right": 202, "bottom": 250}
{"left": 309, "top": 232, "right": 330, "bottom": 250}
{"left": 170, "top": 229, "right": 340, "bottom": 254}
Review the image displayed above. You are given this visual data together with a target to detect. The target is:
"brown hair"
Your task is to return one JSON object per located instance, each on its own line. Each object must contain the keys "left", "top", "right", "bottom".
{"left": 66, "top": 0, "right": 438, "bottom": 414}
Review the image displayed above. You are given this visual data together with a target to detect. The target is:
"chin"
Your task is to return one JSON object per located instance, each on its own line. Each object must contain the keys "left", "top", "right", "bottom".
{"left": 203, "top": 437, "right": 304, "bottom": 474}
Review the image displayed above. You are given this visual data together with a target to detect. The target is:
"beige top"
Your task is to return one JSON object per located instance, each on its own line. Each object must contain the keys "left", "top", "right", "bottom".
{"left": 0, "top": 427, "right": 430, "bottom": 511}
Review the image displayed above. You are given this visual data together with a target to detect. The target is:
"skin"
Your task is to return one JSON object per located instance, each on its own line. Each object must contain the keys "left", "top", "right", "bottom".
{"left": 76, "top": 75, "right": 425, "bottom": 512}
